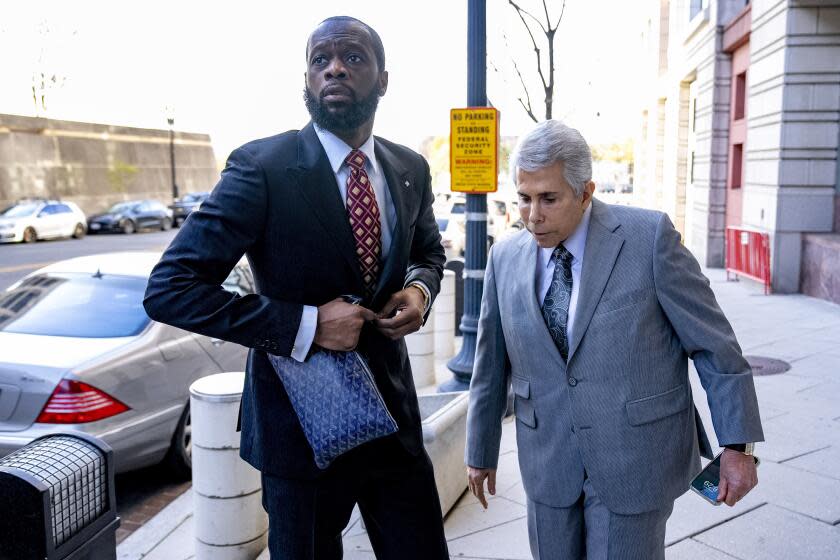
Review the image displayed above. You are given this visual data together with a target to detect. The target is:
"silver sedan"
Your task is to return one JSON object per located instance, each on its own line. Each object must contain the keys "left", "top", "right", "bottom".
{"left": 0, "top": 252, "right": 251, "bottom": 477}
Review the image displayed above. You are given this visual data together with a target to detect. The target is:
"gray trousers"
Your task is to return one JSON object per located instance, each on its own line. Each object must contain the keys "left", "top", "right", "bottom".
{"left": 527, "top": 478, "right": 673, "bottom": 560}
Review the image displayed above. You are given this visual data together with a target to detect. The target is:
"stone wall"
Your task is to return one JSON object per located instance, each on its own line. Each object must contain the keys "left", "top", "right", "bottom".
{"left": 801, "top": 233, "right": 840, "bottom": 304}
{"left": 744, "top": 0, "right": 840, "bottom": 293}
{"left": 0, "top": 113, "right": 218, "bottom": 215}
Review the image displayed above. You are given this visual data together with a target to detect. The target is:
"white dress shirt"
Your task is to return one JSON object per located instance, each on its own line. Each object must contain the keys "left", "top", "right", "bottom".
{"left": 535, "top": 204, "right": 592, "bottom": 344}
{"left": 289, "top": 126, "right": 397, "bottom": 361}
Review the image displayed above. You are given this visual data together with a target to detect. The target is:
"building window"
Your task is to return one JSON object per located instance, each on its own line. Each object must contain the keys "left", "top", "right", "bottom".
{"left": 734, "top": 71, "right": 747, "bottom": 120}
{"left": 689, "top": 0, "right": 708, "bottom": 20}
{"left": 731, "top": 144, "right": 743, "bottom": 189}
{"left": 690, "top": 151, "right": 696, "bottom": 184}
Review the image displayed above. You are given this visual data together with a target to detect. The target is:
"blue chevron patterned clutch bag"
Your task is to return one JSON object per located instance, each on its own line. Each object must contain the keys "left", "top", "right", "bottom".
{"left": 267, "top": 349, "right": 398, "bottom": 469}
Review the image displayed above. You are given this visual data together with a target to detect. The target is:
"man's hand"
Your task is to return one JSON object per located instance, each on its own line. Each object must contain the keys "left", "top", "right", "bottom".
{"left": 467, "top": 466, "right": 496, "bottom": 509}
{"left": 717, "top": 448, "right": 758, "bottom": 506}
{"left": 314, "top": 298, "right": 377, "bottom": 351}
{"left": 374, "top": 287, "right": 425, "bottom": 340}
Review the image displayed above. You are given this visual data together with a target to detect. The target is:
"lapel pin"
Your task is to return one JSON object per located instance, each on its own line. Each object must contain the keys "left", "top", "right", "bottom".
{"left": 404, "top": 180, "right": 410, "bottom": 188}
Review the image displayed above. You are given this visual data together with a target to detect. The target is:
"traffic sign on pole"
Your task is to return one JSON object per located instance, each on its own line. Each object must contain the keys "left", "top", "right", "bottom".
{"left": 450, "top": 107, "right": 499, "bottom": 193}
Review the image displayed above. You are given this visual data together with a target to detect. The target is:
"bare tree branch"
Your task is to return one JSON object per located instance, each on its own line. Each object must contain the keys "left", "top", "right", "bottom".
{"left": 542, "top": 0, "right": 552, "bottom": 32}
{"left": 553, "top": 0, "right": 567, "bottom": 31}
{"left": 518, "top": 97, "right": 539, "bottom": 123}
{"left": 504, "top": 0, "right": 567, "bottom": 122}
{"left": 508, "top": 0, "right": 547, "bottom": 34}
{"left": 512, "top": 58, "right": 536, "bottom": 122}
{"left": 508, "top": 1, "right": 549, "bottom": 92}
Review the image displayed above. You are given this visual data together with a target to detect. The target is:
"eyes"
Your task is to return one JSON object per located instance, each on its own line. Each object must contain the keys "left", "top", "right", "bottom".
{"left": 310, "top": 53, "right": 365, "bottom": 67}
{"left": 517, "top": 195, "right": 556, "bottom": 205}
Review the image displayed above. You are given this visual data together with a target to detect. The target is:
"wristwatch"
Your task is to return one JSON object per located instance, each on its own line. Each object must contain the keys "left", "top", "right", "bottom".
{"left": 724, "top": 443, "right": 755, "bottom": 455}
{"left": 407, "top": 282, "right": 431, "bottom": 313}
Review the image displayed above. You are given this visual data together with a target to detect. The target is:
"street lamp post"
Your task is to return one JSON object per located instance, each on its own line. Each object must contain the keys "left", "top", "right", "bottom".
{"left": 440, "top": 0, "right": 487, "bottom": 392}
{"left": 167, "top": 112, "right": 179, "bottom": 202}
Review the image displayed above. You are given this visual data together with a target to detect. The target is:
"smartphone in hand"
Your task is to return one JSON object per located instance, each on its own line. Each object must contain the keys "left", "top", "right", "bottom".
{"left": 690, "top": 451, "right": 760, "bottom": 505}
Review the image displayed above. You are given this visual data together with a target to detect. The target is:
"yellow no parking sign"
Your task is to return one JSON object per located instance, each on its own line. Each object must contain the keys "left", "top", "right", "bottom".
{"left": 450, "top": 107, "right": 499, "bottom": 193}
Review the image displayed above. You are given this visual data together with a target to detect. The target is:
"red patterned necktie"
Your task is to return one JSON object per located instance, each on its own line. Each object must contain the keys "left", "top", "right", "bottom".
{"left": 344, "top": 149, "right": 381, "bottom": 296}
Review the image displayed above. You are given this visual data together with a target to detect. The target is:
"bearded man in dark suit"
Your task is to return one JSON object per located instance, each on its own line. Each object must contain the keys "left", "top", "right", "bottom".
{"left": 144, "top": 16, "right": 448, "bottom": 560}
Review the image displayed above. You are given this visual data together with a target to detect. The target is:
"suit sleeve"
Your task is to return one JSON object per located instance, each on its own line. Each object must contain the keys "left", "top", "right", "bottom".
{"left": 652, "top": 213, "right": 764, "bottom": 445}
{"left": 143, "top": 147, "right": 303, "bottom": 357}
{"left": 402, "top": 157, "right": 445, "bottom": 318}
{"left": 465, "top": 246, "right": 511, "bottom": 469}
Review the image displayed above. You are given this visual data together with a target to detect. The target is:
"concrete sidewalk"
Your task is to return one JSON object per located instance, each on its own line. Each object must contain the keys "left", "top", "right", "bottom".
{"left": 118, "top": 269, "right": 840, "bottom": 559}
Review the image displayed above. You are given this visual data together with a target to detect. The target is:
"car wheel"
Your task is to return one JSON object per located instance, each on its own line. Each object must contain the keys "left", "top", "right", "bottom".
{"left": 160, "top": 217, "right": 172, "bottom": 231}
{"left": 163, "top": 402, "right": 192, "bottom": 480}
{"left": 121, "top": 220, "right": 136, "bottom": 234}
{"left": 22, "top": 227, "right": 37, "bottom": 243}
{"left": 72, "top": 223, "right": 86, "bottom": 239}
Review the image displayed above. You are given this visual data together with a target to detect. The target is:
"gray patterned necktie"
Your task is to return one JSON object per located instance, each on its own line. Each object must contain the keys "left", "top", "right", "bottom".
{"left": 541, "top": 244, "right": 574, "bottom": 361}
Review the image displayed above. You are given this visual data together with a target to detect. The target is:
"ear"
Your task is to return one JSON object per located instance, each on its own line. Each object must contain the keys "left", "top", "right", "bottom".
{"left": 378, "top": 70, "right": 389, "bottom": 97}
{"left": 581, "top": 181, "right": 596, "bottom": 208}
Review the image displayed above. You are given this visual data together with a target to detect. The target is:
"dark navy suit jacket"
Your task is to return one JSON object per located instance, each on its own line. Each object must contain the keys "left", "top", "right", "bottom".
{"left": 144, "top": 123, "right": 445, "bottom": 478}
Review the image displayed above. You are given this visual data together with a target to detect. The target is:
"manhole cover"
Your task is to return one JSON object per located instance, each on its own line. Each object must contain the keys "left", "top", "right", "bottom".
{"left": 746, "top": 356, "right": 790, "bottom": 376}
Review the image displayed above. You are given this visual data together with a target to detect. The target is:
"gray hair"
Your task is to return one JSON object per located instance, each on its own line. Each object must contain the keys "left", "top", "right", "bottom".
{"left": 511, "top": 120, "right": 593, "bottom": 196}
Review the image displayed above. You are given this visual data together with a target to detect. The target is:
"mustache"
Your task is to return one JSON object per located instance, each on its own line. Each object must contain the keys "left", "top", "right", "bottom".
{"left": 320, "top": 83, "right": 354, "bottom": 99}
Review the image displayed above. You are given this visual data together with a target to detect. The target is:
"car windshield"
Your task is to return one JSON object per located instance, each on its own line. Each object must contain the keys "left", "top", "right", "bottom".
{"left": 2, "top": 203, "right": 39, "bottom": 218}
{"left": 108, "top": 202, "right": 138, "bottom": 214}
{"left": 451, "top": 202, "right": 466, "bottom": 214}
{"left": 0, "top": 273, "right": 150, "bottom": 338}
{"left": 436, "top": 218, "right": 449, "bottom": 231}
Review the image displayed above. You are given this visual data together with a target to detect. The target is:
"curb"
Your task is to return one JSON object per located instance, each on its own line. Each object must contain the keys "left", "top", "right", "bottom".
{"left": 117, "top": 488, "right": 194, "bottom": 560}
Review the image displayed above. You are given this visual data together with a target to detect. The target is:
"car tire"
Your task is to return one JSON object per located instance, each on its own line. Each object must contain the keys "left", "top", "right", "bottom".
{"left": 160, "top": 217, "right": 172, "bottom": 231}
{"left": 72, "top": 223, "right": 86, "bottom": 239}
{"left": 22, "top": 227, "right": 37, "bottom": 243}
{"left": 163, "top": 402, "right": 192, "bottom": 480}
{"left": 121, "top": 220, "right": 136, "bottom": 234}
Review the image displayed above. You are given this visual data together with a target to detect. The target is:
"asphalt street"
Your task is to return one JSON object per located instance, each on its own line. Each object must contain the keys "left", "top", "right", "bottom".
{"left": 0, "top": 229, "right": 178, "bottom": 290}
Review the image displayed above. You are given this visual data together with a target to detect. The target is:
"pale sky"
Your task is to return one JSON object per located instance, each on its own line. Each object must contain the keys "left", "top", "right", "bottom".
{"left": 0, "top": 0, "right": 642, "bottom": 160}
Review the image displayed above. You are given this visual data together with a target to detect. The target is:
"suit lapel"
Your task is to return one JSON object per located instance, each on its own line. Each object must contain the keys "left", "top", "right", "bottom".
{"left": 287, "top": 123, "right": 364, "bottom": 290}
{"left": 567, "top": 199, "right": 624, "bottom": 362}
{"left": 516, "top": 234, "right": 559, "bottom": 356}
{"left": 372, "top": 139, "right": 412, "bottom": 298}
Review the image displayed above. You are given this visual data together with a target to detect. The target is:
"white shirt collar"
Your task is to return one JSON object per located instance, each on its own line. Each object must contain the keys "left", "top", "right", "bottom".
{"left": 313, "top": 124, "right": 379, "bottom": 175}
{"left": 539, "top": 203, "right": 593, "bottom": 267}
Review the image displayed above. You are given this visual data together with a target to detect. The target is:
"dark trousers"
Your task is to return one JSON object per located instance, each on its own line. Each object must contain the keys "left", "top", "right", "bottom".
{"left": 260, "top": 437, "right": 449, "bottom": 559}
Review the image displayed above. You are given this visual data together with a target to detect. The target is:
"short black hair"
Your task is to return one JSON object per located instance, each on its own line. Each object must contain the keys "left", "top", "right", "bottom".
{"left": 309, "top": 16, "right": 386, "bottom": 71}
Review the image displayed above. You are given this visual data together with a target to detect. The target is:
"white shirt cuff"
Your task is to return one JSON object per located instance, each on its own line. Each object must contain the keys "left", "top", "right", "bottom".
{"left": 290, "top": 305, "right": 318, "bottom": 362}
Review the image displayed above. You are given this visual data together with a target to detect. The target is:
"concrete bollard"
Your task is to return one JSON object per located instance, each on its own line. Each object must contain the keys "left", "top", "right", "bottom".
{"left": 190, "top": 372, "right": 267, "bottom": 560}
{"left": 433, "top": 270, "right": 456, "bottom": 359}
{"left": 406, "top": 309, "right": 436, "bottom": 388}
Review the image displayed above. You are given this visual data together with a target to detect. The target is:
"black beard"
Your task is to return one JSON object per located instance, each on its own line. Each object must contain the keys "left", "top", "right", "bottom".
{"left": 304, "top": 85, "right": 380, "bottom": 132}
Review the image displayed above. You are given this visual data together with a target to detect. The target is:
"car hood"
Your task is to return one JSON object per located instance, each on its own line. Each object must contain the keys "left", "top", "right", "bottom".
{"left": 0, "top": 332, "right": 136, "bottom": 370}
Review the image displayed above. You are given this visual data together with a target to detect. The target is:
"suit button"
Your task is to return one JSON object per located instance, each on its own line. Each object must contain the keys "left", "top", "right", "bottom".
{"left": 568, "top": 377, "right": 578, "bottom": 387}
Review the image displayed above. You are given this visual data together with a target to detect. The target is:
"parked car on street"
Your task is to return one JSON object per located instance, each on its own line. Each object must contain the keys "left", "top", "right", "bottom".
{"left": 0, "top": 199, "right": 87, "bottom": 243}
{"left": 87, "top": 200, "right": 173, "bottom": 234}
{"left": 169, "top": 192, "right": 210, "bottom": 226}
{"left": 436, "top": 216, "right": 465, "bottom": 261}
{"left": 0, "top": 252, "right": 252, "bottom": 477}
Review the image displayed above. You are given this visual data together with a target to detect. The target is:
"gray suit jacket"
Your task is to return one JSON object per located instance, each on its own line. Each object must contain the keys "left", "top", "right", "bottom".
{"left": 466, "top": 199, "right": 764, "bottom": 515}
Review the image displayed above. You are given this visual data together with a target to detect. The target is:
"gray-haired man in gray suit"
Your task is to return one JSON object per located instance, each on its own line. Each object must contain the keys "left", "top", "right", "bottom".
{"left": 465, "top": 120, "right": 764, "bottom": 559}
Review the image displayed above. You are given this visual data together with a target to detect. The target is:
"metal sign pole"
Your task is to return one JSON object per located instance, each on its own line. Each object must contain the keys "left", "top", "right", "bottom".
{"left": 441, "top": 0, "right": 487, "bottom": 391}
